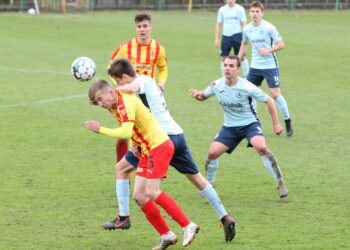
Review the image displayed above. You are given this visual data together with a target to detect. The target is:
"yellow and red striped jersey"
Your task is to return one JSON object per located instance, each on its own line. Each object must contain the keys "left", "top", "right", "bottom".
{"left": 109, "top": 90, "right": 168, "bottom": 156}
{"left": 110, "top": 38, "right": 168, "bottom": 83}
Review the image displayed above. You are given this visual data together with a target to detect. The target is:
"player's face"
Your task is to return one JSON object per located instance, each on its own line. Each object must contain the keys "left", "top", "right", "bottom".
{"left": 223, "top": 58, "right": 240, "bottom": 79}
{"left": 136, "top": 20, "right": 152, "bottom": 43}
{"left": 226, "top": 0, "right": 236, "bottom": 6}
{"left": 249, "top": 7, "right": 264, "bottom": 23}
{"left": 94, "top": 88, "right": 116, "bottom": 109}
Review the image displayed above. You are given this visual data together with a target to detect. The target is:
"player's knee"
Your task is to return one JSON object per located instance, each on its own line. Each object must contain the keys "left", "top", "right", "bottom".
{"left": 207, "top": 150, "right": 219, "bottom": 160}
{"left": 255, "top": 145, "right": 268, "bottom": 155}
{"left": 133, "top": 192, "right": 146, "bottom": 206}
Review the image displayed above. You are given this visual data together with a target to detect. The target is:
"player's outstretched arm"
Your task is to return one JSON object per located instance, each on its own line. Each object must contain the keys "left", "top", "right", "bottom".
{"left": 85, "top": 121, "right": 134, "bottom": 139}
{"left": 189, "top": 89, "right": 207, "bottom": 101}
{"left": 265, "top": 97, "right": 283, "bottom": 135}
{"left": 116, "top": 82, "right": 140, "bottom": 94}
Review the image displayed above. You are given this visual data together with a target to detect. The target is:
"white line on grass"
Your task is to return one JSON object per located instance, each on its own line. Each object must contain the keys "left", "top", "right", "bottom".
{"left": 0, "top": 94, "right": 86, "bottom": 109}
{"left": 0, "top": 67, "right": 69, "bottom": 75}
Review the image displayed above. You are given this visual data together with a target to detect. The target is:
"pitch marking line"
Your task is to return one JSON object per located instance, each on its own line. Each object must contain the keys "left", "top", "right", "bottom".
{"left": 0, "top": 94, "right": 86, "bottom": 109}
{"left": 0, "top": 67, "right": 69, "bottom": 75}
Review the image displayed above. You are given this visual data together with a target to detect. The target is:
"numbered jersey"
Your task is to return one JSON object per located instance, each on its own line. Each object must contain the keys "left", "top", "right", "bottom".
{"left": 133, "top": 75, "right": 183, "bottom": 135}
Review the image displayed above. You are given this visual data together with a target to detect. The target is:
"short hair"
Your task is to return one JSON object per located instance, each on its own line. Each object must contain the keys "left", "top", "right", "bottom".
{"left": 225, "top": 55, "right": 241, "bottom": 68}
{"left": 108, "top": 58, "right": 136, "bottom": 79}
{"left": 88, "top": 79, "right": 110, "bottom": 105}
{"left": 250, "top": 1, "right": 264, "bottom": 11}
{"left": 134, "top": 13, "right": 152, "bottom": 23}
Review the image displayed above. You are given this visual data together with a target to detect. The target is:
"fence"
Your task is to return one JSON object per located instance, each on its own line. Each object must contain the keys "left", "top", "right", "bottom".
{"left": 0, "top": 0, "right": 349, "bottom": 12}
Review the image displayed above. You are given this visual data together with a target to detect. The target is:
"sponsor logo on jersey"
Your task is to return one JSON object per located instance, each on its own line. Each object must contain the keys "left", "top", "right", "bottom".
{"left": 220, "top": 101, "right": 243, "bottom": 108}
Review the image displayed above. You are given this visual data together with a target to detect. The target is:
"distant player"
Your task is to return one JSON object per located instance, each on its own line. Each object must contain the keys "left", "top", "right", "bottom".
{"left": 85, "top": 79, "right": 198, "bottom": 249}
{"left": 238, "top": 1, "right": 293, "bottom": 136}
{"left": 102, "top": 58, "right": 236, "bottom": 242}
{"left": 215, "top": 0, "right": 249, "bottom": 77}
{"left": 110, "top": 12, "right": 168, "bottom": 190}
{"left": 190, "top": 55, "right": 289, "bottom": 198}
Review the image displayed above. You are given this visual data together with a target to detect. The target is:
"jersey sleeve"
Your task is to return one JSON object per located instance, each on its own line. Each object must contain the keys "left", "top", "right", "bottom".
{"left": 157, "top": 45, "right": 168, "bottom": 84}
{"left": 117, "top": 92, "right": 136, "bottom": 123}
{"left": 203, "top": 82, "right": 216, "bottom": 98}
{"left": 270, "top": 25, "right": 282, "bottom": 43}
{"left": 247, "top": 82, "right": 269, "bottom": 103}
{"left": 217, "top": 8, "right": 223, "bottom": 23}
{"left": 240, "top": 7, "right": 247, "bottom": 23}
{"left": 110, "top": 43, "right": 128, "bottom": 61}
{"left": 242, "top": 27, "right": 249, "bottom": 42}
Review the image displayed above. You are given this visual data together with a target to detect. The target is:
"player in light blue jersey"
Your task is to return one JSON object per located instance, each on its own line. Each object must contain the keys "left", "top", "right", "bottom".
{"left": 238, "top": 1, "right": 293, "bottom": 137}
{"left": 190, "top": 55, "right": 289, "bottom": 199}
{"left": 103, "top": 58, "right": 237, "bottom": 243}
{"left": 215, "top": 0, "right": 250, "bottom": 77}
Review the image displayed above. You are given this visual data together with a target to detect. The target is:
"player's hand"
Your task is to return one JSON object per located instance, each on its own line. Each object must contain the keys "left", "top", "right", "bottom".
{"left": 259, "top": 48, "right": 270, "bottom": 56}
{"left": 273, "top": 123, "right": 283, "bottom": 135}
{"left": 131, "top": 146, "right": 141, "bottom": 158}
{"left": 214, "top": 38, "right": 220, "bottom": 48}
{"left": 189, "top": 89, "right": 202, "bottom": 100}
{"left": 158, "top": 83, "right": 165, "bottom": 92}
{"left": 85, "top": 120, "right": 101, "bottom": 133}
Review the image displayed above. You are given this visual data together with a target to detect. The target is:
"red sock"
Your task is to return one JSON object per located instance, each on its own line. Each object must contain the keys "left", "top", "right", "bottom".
{"left": 155, "top": 192, "right": 190, "bottom": 228}
{"left": 141, "top": 199, "right": 170, "bottom": 235}
{"left": 116, "top": 139, "right": 128, "bottom": 162}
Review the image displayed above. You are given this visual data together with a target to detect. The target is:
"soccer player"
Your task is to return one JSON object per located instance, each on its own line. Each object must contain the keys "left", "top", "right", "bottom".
{"left": 238, "top": 1, "right": 293, "bottom": 137}
{"left": 110, "top": 12, "right": 168, "bottom": 172}
{"left": 102, "top": 58, "right": 236, "bottom": 242}
{"left": 85, "top": 79, "right": 199, "bottom": 249}
{"left": 215, "top": 0, "right": 249, "bottom": 77}
{"left": 190, "top": 55, "right": 289, "bottom": 198}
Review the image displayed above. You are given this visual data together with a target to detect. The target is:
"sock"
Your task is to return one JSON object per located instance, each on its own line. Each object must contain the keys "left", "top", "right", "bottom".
{"left": 261, "top": 151, "right": 283, "bottom": 184}
{"left": 220, "top": 61, "right": 224, "bottom": 76}
{"left": 205, "top": 159, "right": 218, "bottom": 185}
{"left": 275, "top": 95, "right": 290, "bottom": 120}
{"left": 141, "top": 199, "right": 170, "bottom": 235}
{"left": 199, "top": 184, "right": 227, "bottom": 219}
{"left": 241, "top": 59, "right": 250, "bottom": 77}
{"left": 116, "top": 179, "right": 129, "bottom": 216}
{"left": 116, "top": 139, "right": 128, "bottom": 162}
{"left": 155, "top": 192, "right": 190, "bottom": 228}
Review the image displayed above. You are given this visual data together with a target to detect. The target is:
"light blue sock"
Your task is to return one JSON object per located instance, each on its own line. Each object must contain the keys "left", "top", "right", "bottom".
{"left": 261, "top": 151, "right": 283, "bottom": 184}
{"left": 275, "top": 95, "right": 290, "bottom": 120}
{"left": 199, "top": 184, "right": 227, "bottom": 219}
{"left": 205, "top": 159, "right": 219, "bottom": 185}
{"left": 116, "top": 179, "right": 129, "bottom": 216}
{"left": 241, "top": 59, "right": 250, "bottom": 77}
{"left": 220, "top": 61, "right": 224, "bottom": 76}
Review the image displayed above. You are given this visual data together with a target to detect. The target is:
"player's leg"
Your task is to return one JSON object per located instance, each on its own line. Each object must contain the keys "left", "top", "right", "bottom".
{"left": 133, "top": 175, "right": 178, "bottom": 249}
{"left": 116, "top": 139, "right": 128, "bottom": 161}
{"left": 205, "top": 126, "right": 240, "bottom": 186}
{"left": 220, "top": 35, "right": 232, "bottom": 75}
{"left": 146, "top": 139, "right": 199, "bottom": 247}
{"left": 247, "top": 123, "right": 288, "bottom": 198}
{"left": 233, "top": 33, "right": 249, "bottom": 77}
{"left": 168, "top": 134, "right": 236, "bottom": 241}
{"left": 103, "top": 152, "right": 137, "bottom": 230}
{"left": 264, "top": 69, "right": 293, "bottom": 137}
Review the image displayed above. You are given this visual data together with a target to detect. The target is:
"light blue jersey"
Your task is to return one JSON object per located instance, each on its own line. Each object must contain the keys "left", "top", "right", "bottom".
{"left": 217, "top": 4, "right": 246, "bottom": 36}
{"left": 243, "top": 20, "right": 282, "bottom": 69}
{"left": 203, "top": 77, "right": 269, "bottom": 127}
{"left": 133, "top": 75, "right": 183, "bottom": 135}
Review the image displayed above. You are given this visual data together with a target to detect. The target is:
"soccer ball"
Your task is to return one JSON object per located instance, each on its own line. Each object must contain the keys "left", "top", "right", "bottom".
{"left": 71, "top": 57, "right": 96, "bottom": 82}
{"left": 27, "top": 8, "right": 36, "bottom": 15}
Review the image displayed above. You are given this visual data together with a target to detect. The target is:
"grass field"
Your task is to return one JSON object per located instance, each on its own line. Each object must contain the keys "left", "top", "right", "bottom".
{"left": 1, "top": 10, "right": 350, "bottom": 250}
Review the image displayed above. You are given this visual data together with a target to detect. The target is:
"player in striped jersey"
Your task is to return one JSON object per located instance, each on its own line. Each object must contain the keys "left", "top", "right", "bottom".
{"left": 110, "top": 13, "right": 168, "bottom": 172}
{"left": 102, "top": 58, "right": 236, "bottom": 242}
{"left": 85, "top": 79, "right": 199, "bottom": 249}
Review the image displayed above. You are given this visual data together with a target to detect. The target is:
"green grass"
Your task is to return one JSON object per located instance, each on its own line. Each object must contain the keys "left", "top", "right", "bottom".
{"left": 1, "top": 10, "right": 350, "bottom": 250}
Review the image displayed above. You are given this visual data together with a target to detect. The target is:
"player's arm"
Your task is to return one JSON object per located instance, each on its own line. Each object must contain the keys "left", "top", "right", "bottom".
{"left": 259, "top": 40, "right": 285, "bottom": 56}
{"left": 215, "top": 22, "right": 222, "bottom": 48}
{"left": 85, "top": 120, "right": 134, "bottom": 139}
{"left": 265, "top": 97, "right": 283, "bottom": 135}
{"left": 157, "top": 46, "right": 168, "bottom": 91}
{"left": 189, "top": 89, "right": 208, "bottom": 101}
{"left": 238, "top": 41, "right": 249, "bottom": 60}
{"left": 115, "top": 82, "right": 140, "bottom": 94}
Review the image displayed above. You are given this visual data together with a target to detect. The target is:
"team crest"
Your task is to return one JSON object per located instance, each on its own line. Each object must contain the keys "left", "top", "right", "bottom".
{"left": 236, "top": 91, "right": 244, "bottom": 99}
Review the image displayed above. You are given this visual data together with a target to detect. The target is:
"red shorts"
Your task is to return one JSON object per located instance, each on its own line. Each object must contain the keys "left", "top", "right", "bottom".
{"left": 136, "top": 139, "right": 174, "bottom": 179}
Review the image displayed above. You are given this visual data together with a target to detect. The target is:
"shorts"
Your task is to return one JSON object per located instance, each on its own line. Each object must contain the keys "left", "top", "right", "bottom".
{"left": 126, "top": 134, "right": 199, "bottom": 175}
{"left": 213, "top": 122, "right": 265, "bottom": 154}
{"left": 220, "top": 33, "right": 243, "bottom": 57}
{"left": 136, "top": 139, "right": 174, "bottom": 179}
{"left": 247, "top": 68, "right": 280, "bottom": 88}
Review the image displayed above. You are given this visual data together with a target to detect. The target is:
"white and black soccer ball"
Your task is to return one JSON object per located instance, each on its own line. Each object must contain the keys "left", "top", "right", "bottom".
{"left": 71, "top": 57, "right": 96, "bottom": 82}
